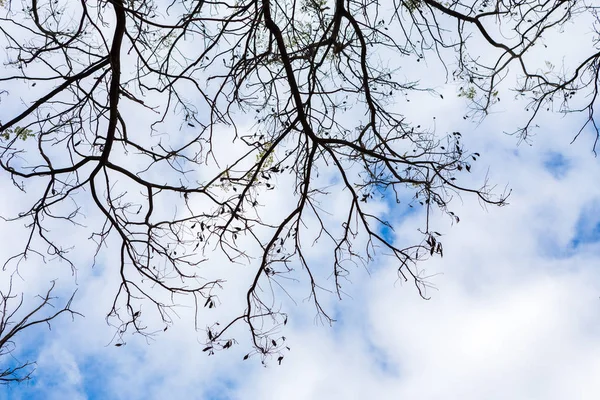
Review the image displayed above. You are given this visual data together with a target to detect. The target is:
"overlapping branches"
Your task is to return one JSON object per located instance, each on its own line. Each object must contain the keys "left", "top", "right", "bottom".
{"left": 0, "top": 280, "right": 80, "bottom": 384}
{"left": 0, "top": 0, "right": 593, "bottom": 363}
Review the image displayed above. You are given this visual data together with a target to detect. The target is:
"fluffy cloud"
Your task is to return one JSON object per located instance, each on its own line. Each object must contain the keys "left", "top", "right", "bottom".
{"left": 3, "top": 3, "right": 600, "bottom": 400}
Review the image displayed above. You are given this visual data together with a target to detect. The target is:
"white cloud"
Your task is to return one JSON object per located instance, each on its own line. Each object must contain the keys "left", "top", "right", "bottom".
{"left": 226, "top": 113, "right": 600, "bottom": 399}
{"left": 3, "top": 3, "right": 600, "bottom": 400}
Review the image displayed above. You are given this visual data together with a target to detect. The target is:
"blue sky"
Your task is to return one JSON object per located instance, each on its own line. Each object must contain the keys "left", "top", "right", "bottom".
{"left": 544, "top": 152, "right": 571, "bottom": 180}
{"left": 5, "top": 130, "right": 600, "bottom": 399}
{"left": 570, "top": 201, "right": 600, "bottom": 249}
{"left": 4, "top": 1, "right": 600, "bottom": 399}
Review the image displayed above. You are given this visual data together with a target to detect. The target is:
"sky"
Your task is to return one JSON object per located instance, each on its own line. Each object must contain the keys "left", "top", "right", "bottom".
{"left": 2, "top": 1, "right": 600, "bottom": 400}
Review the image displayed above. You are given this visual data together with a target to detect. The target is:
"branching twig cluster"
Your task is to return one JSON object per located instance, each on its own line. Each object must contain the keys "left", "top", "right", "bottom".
{"left": 0, "top": 0, "right": 593, "bottom": 363}
{"left": 0, "top": 279, "right": 81, "bottom": 384}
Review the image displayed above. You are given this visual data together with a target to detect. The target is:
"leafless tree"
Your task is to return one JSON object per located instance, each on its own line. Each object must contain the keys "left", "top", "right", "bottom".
{"left": 0, "top": 0, "right": 596, "bottom": 362}
{"left": 0, "top": 279, "right": 80, "bottom": 384}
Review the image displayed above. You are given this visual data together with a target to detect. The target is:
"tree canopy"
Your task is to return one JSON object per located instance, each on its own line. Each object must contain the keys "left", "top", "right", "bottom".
{"left": 0, "top": 0, "right": 598, "bottom": 367}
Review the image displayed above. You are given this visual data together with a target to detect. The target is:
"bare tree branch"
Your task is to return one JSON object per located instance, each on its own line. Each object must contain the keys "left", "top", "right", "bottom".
{"left": 0, "top": 279, "right": 81, "bottom": 384}
{"left": 0, "top": 0, "right": 595, "bottom": 363}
